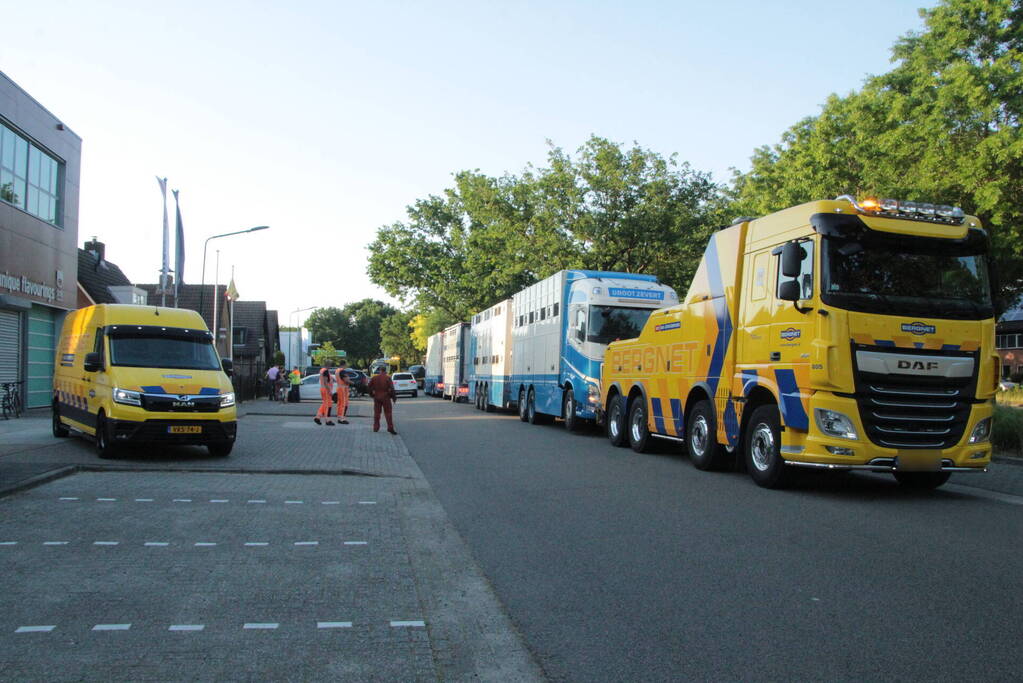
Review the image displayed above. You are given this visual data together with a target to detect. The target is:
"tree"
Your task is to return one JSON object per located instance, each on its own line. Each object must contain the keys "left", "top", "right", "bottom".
{"left": 367, "top": 135, "right": 723, "bottom": 319}
{"left": 410, "top": 309, "right": 456, "bottom": 351}
{"left": 306, "top": 299, "right": 398, "bottom": 368}
{"left": 379, "top": 311, "right": 421, "bottom": 365}
{"left": 731, "top": 0, "right": 1023, "bottom": 308}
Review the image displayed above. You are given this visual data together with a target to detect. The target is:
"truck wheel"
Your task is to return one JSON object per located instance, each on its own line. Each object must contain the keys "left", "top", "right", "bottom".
{"left": 745, "top": 405, "right": 790, "bottom": 489}
{"left": 628, "top": 398, "right": 652, "bottom": 453}
{"left": 94, "top": 412, "right": 118, "bottom": 460}
{"left": 563, "top": 388, "right": 582, "bottom": 432}
{"left": 518, "top": 388, "right": 529, "bottom": 422}
{"left": 893, "top": 471, "right": 950, "bottom": 489}
{"left": 686, "top": 400, "right": 727, "bottom": 471}
{"left": 484, "top": 385, "right": 495, "bottom": 412}
{"left": 527, "top": 389, "right": 540, "bottom": 424}
{"left": 208, "top": 442, "right": 233, "bottom": 457}
{"left": 52, "top": 401, "right": 69, "bottom": 438}
{"left": 606, "top": 394, "right": 628, "bottom": 447}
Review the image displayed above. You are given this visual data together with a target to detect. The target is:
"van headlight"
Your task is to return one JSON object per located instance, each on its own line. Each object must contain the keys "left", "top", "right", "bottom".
{"left": 814, "top": 408, "right": 858, "bottom": 440}
{"left": 220, "top": 392, "right": 236, "bottom": 408}
{"left": 968, "top": 417, "right": 991, "bottom": 444}
{"left": 112, "top": 387, "right": 142, "bottom": 406}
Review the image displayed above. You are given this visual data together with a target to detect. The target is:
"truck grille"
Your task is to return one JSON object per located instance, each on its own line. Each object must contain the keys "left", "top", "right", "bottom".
{"left": 141, "top": 394, "right": 221, "bottom": 413}
{"left": 851, "top": 345, "right": 978, "bottom": 450}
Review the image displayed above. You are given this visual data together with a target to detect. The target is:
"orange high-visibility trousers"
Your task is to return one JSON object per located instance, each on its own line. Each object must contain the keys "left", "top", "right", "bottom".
{"left": 316, "top": 387, "right": 333, "bottom": 418}
{"left": 336, "top": 385, "right": 349, "bottom": 418}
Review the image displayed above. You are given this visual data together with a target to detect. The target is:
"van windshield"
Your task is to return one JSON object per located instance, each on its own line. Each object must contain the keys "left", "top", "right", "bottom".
{"left": 109, "top": 333, "right": 221, "bottom": 370}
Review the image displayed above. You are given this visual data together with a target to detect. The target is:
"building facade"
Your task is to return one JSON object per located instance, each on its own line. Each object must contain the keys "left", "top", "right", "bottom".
{"left": 0, "top": 71, "right": 82, "bottom": 409}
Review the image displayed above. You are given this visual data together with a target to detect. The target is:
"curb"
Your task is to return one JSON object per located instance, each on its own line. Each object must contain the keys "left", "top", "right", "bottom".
{"left": 993, "top": 454, "right": 1023, "bottom": 467}
{"left": 0, "top": 464, "right": 79, "bottom": 499}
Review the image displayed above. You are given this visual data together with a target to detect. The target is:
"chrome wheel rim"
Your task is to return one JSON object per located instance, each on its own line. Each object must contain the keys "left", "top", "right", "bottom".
{"left": 690, "top": 415, "right": 709, "bottom": 457}
{"left": 564, "top": 393, "right": 574, "bottom": 424}
{"left": 527, "top": 393, "right": 535, "bottom": 420}
{"left": 630, "top": 407, "right": 644, "bottom": 442}
{"left": 750, "top": 423, "right": 775, "bottom": 472}
{"left": 609, "top": 402, "right": 621, "bottom": 438}
{"left": 519, "top": 391, "right": 526, "bottom": 417}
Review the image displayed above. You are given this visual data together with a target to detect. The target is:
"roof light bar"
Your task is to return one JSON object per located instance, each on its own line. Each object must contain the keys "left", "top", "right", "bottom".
{"left": 835, "top": 195, "right": 965, "bottom": 225}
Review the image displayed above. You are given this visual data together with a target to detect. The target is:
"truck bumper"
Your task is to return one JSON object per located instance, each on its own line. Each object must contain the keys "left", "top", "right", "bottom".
{"left": 109, "top": 418, "right": 237, "bottom": 446}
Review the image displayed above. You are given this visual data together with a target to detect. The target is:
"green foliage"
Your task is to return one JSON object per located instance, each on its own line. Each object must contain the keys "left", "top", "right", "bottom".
{"left": 731, "top": 0, "right": 1023, "bottom": 309}
{"left": 272, "top": 350, "right": 285, "bottom": 367}
{"left": 993, "top": 404, "right": 1023, "bottom": 454}
{"left": 306, "top": 299, "right": 398, "bottom": 368}
{"left": 379, "top": 311, "right": 421, "bottom": 364}
{"left": 311, "top": 340, "right": 343, "bottom": 366}
{"left": 410, "top": 310, "right": 456, "bottom": 351}
{"left": 367, "top": 135, "right": 722, "bottom": 317}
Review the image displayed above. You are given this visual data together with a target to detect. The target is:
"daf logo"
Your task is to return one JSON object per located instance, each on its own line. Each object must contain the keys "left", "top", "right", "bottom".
{"left": 901, "top": 322, "right": 936, "bottom": 336}
{"left": 897, "top": 360, "right": 940, "bottom": 371}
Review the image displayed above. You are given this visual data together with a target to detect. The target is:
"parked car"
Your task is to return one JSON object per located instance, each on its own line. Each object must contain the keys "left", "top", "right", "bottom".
{"left": 999, "top": 379, "right": 1018, "bottom": 391}
{"left": 344, "top": 369, "right": 369, "bottom": 396}
{"left": 392, "top": 372, "right": 419, "bottom": 397}
{"left": 408, "top": 364, "right": 426, "bottom": 390}
{"left": 298, "top": 369, "right": 369, "bottom": 401}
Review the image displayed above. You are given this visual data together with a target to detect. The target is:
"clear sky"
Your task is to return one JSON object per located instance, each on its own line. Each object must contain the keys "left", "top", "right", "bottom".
{"left": 2, "top": 0, "right": 931, "bottom": 325}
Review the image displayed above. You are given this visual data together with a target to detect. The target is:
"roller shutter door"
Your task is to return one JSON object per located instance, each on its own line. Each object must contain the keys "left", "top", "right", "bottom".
{"left": 0, "top": 309, "right": 22, "bottom": 383}
{"left": 26, "top": 305, "right": 57, "bottom": 408}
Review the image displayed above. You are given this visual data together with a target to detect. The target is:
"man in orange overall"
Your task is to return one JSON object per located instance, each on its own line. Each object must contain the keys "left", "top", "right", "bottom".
{"left": 335, "top": 361, "right": 350, "bottom": 425}
{"left": 313, "top": 361, "right": 335, "bottom": 425}
{"left": 367, "top": 366, "right": 397, "bottom": 434}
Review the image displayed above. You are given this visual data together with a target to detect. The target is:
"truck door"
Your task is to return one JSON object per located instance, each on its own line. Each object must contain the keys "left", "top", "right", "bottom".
{"left": 768, "top": 238, "right": 816, "bottom": 430}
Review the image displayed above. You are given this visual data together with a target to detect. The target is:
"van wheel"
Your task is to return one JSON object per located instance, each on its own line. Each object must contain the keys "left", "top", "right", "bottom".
{"left": 606, "top": 394, "right": 628, "bottom": 447}
{"left": 893, "top": 471, "right": 950, "bottom": 489}
{"left": 95, "top": 412, "right": 118, "bottom": 459}
{"left": 686, "top": 400, "right": 728, "bottom": 471}
{"left": 745, "top": 404, "right": 790, "bottom": 489}
{"left": 563, "top": 389, "right": 582, "bottom": 432}
{"left": 208, "top": 442, "right": 233, "bottom": 457}
{"left": 628, "top": 398, "right": 652, "bottom": 453}
{"left": 518, "top": 388, "right": 529, "bottom": 422}
{"left": 52, "top": 401, "right": 69, "bottom": 438}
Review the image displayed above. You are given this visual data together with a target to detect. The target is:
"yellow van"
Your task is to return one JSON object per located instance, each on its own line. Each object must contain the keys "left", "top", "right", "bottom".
{"left": 52, "top": 304, "right": 238, "bottom": 457}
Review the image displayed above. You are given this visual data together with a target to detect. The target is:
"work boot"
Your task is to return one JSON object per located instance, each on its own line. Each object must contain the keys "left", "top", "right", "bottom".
{"left": 326, "top": 420, "right": 335, "bottom": 426}
{"left": 313, "top": 417, "right": 321, "bottom": 425}
{"left": 387, "top": 429, "right": 397, "bottom": 435}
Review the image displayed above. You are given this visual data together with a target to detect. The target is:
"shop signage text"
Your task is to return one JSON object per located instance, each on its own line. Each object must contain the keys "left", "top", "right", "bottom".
{"left": 0, "top": 272, "right": 58, "bottom": 302}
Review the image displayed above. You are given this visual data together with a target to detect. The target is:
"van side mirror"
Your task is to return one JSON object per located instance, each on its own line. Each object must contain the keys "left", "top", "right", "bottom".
{"left": 83, "top": 352, "right": 103, "bottom": 373}
{"left": 781, "top": 241, "right": 805, "bottom": 278}
{"left": 778, "top": 279, "right": 801, "bottom": 302}
{"left": 221, "top": 358, "right": 233, "bottom": 377}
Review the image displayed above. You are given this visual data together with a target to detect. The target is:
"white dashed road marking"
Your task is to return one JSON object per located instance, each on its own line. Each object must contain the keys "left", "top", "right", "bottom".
{"left": 93, "top": 541, "right": 119, "bottom": 546}
{"left": 144, "top": 542, "right": 169, "bottom": 547}
{"left": 247, "top": 500, "right": 267, "bottom": 504}
{"left": 321, "top": 501, "right": 339, "bottom": 505}
{"left": 96, "top": 498, "right": 116, "bottom": 502}
{"left": 0, "top": 542, "right": 16, "bottom": 546}
{"left": 285, "top": 500, "right": 304, "bottom": 504}
{"left": 43, "top": 541, "right": 68, "bottom": 546}
{"left": 194, "top": 542, "right": 217, "bottom": 547}
{"left": 169, "top": 624, "right": 204, "bottom": 631}
{"left": 58, "top": 497, "right": 78, "bottom": 501}
{"left": 15, "top": 626, "right": 55, "bottom": 633}
{"left": 358, "top": 501, "right": 377, "bottom": 505}
{"left": 390, "top": 620, "right": 426, "bottom": 628}
{"left": 317, "top": 621, "right": 352, "bottom": 629}
{"left": 173, "top": 499, "right": 192, "bottom": 503}
{"left": 344, "top": 541, "right": 367, "bottom": 546}
{"left": 210, "top": 499, "right": 228, "bottom": 503}
{"left": 243, "top": 623, "right": 279, "bottom": 630}
{"left": 244, "top": 542, "right": 269, "bottom": 547}
{"left": 92, "top": 624, "right": 131, "bottom": 631}
{"left": 294, "top": 541, "right": 318, "bottom": 546}
{"left": 134, "top": 498, "right": 154, "bottom": 502}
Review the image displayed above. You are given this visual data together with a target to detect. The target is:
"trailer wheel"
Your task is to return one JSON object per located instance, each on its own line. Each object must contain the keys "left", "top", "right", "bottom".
{"left": 745, "top": 404, "right": 790, "bottom": 489}
{"left": 484, "top": 384, "right": 495, "bottom": 412}
{"left": 628, "top": 398, "right": 652, "bottom": 453}
{"left": 518, "top": 388, "right": 529, "bottom": 422}
{"left": 686, "top": 400, "right": 728, "bottom": 471}
{"left": 606, "top": 394, "right": 628, "bottom": 447}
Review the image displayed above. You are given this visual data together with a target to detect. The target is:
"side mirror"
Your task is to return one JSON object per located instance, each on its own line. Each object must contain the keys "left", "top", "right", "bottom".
{"left": 781, "top": 241, "right": 805, "bottom": 278}
{"left": 83, "top": 352, "right": 103, "bottom": 373}
{"left": 221, "top": 358, "right": 233, "bottom": 377}
{"left": 778, "top": 279, "right": 801, "bottom": 302}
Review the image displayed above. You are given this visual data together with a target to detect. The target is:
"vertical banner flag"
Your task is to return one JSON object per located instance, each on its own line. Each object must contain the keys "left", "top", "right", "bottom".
{"left": 156, "top": 176, "right": 170, "bottom": 305}
{"left": 173, "top": 189, "right": 185, "bottom": 306}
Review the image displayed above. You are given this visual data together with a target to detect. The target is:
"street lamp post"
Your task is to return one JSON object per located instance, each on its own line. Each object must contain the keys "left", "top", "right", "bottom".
{"left": 198, "top": 226, "right": 269, "bottom": 335}
{"left": 290, "top": 306, "right": 316, "bottom": 373}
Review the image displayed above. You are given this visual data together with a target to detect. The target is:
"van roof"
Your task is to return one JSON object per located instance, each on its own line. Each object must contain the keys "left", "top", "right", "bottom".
{"left": 82, "top": 304, "right": 209, "bottom": 331}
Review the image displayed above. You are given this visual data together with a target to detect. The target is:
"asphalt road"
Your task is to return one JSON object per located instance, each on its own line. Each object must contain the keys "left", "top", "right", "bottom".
{"left": 400, "top": 396, "right": 1023, "bottom": 682}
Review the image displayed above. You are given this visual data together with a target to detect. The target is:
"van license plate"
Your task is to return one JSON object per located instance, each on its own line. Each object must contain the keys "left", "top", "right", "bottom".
{"left": 169, "top": 425, "right": 202, "bottom": 434}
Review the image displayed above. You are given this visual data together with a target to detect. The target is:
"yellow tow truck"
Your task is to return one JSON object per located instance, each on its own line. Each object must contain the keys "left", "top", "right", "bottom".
{"left": 601, "top": 196, "right": 998, "bottom": 488}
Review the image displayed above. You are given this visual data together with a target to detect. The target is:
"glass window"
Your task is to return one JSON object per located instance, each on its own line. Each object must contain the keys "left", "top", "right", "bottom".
{"left": 233, "top": 328, "right": 247, "bottom": 345}
{"left": 586, "top": 306, "right": 654, "bottom": 344}
{"left": 553, "top": 303, "right": 559, "bottom": 317}
{"left": 110, "top": 334, "right": 220, "bottom": 371}
{"left": 776, "top": 240, "right": 814, "bottom": 300}
{"left": 0, "top": 120, "right": 62, "bottom": 224}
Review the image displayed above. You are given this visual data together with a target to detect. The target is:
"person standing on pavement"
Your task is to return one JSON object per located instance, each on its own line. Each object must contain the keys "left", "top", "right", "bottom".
{"left": 334, "top": 361, "right": 351, "bottom": 425}
{"left": 314, "top": 361, "right": 335, "bottom": 425}
{"left": 289, "top": 366, "right": 302, "bottom": 402}
{"left": 266, "top": 364, "right": 280, "bottom": 400}
{"left": 368, "top": 365, "right": 397, "bottom": 434}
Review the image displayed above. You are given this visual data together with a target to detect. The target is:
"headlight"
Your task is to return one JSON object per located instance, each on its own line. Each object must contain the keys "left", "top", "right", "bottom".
{"left": 814, "top": 408, "right": 858, "bottom": 440}
{"left": 220, "top": 392, "right": 236, "bottom": 408}
{"left": 112, "top": 387, "right": 142, "bottom": 406}
{"left": 587, "top": 383, "right": 600, "bottom": 404}
{"left": 968, "top": 417, "right": 991, "bottom": 444}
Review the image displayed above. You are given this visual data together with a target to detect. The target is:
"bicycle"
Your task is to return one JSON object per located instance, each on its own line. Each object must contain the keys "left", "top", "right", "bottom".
{"left": 1, "top": 381, "right": 24, "bottom": 419}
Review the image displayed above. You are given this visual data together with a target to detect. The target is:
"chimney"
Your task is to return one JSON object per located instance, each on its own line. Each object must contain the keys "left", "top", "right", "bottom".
{"left": 84, "top": 237, "right": 105, "bottom": 264}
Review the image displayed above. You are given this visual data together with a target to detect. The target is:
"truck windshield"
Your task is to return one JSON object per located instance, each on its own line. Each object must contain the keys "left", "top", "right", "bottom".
{"left": 109, "top": 333, "right": 221, "bottom": 370}
{"left": 587, "top": 306, "right": 655, "bottom": 344}
{"left": 822, "top": 234, "right": 993, "bottom": 320}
